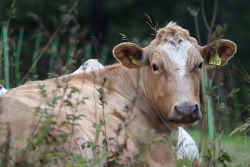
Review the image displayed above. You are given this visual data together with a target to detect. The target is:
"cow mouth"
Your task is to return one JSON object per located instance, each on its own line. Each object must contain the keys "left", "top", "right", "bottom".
{"left": 168, "top": 115, "right": 202, "bottom": 124}
{"left": 169, "top": 119, "right": 198, "bottom": 124}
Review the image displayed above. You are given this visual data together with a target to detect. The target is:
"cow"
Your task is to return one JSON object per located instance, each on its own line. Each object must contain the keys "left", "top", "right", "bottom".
{"left": 75, "top": 59, "right": 200, "bottom": 162}
{"left": 0, "top": 22, "right": 236, "bottom": 166}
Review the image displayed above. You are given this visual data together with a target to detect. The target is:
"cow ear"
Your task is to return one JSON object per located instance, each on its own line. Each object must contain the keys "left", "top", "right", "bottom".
{"left": 201, "top": 39, "right": 237, "bottom": 67}
{"left": 113, "top": 42, "right": 143, "bottom": 68}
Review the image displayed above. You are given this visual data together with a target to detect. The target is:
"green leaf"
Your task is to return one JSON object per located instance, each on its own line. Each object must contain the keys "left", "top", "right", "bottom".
{"left": 227, "top": 88, "right": 240, "bottom": 98}
{"left": 174, "top": 159, "right": 184, "bottom": 167}
{"left": 73, "top": 154, "right": 87, "bottom": 164}
{"left": 183, "top": 157, "right": 192, "bottom": 167}
{"left": 111, "top": 112, "right": 125, "bottom": 122}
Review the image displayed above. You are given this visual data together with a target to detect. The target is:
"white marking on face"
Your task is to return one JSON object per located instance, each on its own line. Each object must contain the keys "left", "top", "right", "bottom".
{"left": 162, "top": 37, "right": 192, "bottom": 78}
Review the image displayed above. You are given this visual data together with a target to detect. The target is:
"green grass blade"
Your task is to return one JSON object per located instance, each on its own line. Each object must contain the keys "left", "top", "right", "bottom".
{"left": 0, "top": 29, "right": 3, "bottom": 80}
{"left": 32, "top": 32, "right": 42, "bottom": 80}
{"left": 241, "top": 81, "right": 250, "bottom": 104}
{"left": 201, "top": 68, "right": 207, "bottom": 131}
{"left": 207, "top": 95, "right": 215, "bottom": 138}
{"left": 229, "top": 81, "right": 242, "bottom": 127}
{"left": 201, "top": 68, "right": 214, "bottom": 139}
{"left": 100, "top": 45, "right": 108, "bottom": 65}
{"left": 15, "top": 27, "right": 24, "bottom": 86}
{"left": 65, "top": 43, "right": 72, "bottom": 71}
{"left": 49, "top": 36, "right": 59, "bottom": 76}
{"left": 84, "top": 42, "right": 92, "bottom": 61}
{"left": 219, "top": 87, "right": 231, "bottom": 133}
{"left": 2, "top": 24, "right": 9, "bottom": 89}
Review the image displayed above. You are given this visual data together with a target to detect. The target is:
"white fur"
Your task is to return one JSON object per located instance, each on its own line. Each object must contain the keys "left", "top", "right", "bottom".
{"left": 0, "top": 85, "right": 7, "bottom": 96}
{"left": 73, "top": 59, "right": 104, "bottom": 74}
{"left": 178, "top": 127, "right": 200, "bottom": 162}
{"left": 162, "top": 36, "right": 192, "bottom": 78}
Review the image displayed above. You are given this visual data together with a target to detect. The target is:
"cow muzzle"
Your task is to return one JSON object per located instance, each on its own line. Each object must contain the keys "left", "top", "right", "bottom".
{"left": 168, "top": 102, "right": 202, "bottom": 123}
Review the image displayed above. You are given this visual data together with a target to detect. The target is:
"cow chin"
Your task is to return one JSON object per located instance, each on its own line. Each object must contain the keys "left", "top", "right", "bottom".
{"left": 176, "top": 120, "right": 200, "bottom": 126}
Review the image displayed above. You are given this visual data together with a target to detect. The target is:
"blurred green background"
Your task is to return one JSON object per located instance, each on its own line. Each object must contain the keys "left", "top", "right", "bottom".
{"left": 0, "top": 0, "right": 249, "bottom": 67}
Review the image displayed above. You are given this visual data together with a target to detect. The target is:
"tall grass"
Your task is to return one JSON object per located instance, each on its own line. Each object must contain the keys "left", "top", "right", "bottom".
{"left": 100, "top": 45, "right": 108, "bottom": 65}
{"left": 15, "top": 26, "right": 24, "bottom": 86}
{"left": 2, "top": 24, "right": 9, "bottom": 89}
{"left": 32, "top": 32, "right": 41, "bottom": 80}
{"left": 65, "top": 42, "right": 72, "bottom": 72}
{"left": 20, "top": 0, "right": 79, "bottom": 85}
{"left": 188, "top": 0, "right": 249, "bottom": 166}
{"left": 0, "top": 30, "right": 3, "bottom": 80}
{"left": 48, "top": 36, "right": 59, "bottom": 76}
{"left": 84, "top": 43, "right": 92, "bottom": 61}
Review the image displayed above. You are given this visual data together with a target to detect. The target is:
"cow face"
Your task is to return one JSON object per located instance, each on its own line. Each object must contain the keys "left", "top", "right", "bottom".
{"left": 113, "top": 23, "right": 236, "bottom": 125}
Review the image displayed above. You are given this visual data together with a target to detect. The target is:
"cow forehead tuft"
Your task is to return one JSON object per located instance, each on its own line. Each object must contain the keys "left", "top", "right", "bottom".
{"left": 156, "top": 22, "right": 191, "bottom": 41}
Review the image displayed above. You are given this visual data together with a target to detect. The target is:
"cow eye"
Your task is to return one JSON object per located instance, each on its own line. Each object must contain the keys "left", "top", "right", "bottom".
{"left": 152, "top": 64, "right": 159, "bottom": 71}
{"left": 198, "top": 63, "right": 203, "bottom": 69}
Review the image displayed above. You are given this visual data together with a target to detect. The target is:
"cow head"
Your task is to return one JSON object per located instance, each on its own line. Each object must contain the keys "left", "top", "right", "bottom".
{"left": 113, "top": 22, "right": 236, "bottom": 126}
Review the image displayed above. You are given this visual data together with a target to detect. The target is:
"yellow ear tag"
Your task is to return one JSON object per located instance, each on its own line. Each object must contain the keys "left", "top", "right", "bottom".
{"left": 209, "top": 54, "right": 221, "bottom": 66}
{"left": 129, "top": 56, "right": 141, "bottom": 66}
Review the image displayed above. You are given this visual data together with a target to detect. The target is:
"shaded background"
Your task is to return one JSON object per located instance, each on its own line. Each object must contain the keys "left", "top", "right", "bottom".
{"left": 0, "top": 0, "right": 249, "bottom": 133}
{"left": 1, "top": 0, "right": 249, "bottom": 67}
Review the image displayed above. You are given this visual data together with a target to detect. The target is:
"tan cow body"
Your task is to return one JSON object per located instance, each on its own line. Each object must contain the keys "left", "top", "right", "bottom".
{"left": 0, "top": 22, "right": 236, "bottom": 166}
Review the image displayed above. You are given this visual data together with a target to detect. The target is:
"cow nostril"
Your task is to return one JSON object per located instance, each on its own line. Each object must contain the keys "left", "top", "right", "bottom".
{"left": 192, "top": 104, "right": 198, "bottom": 116}
{"left": 174, "top": 106, "right": 182, "bottom": 116}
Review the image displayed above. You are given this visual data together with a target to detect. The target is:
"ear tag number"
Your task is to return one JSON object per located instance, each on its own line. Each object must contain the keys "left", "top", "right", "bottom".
{"left": 129, "top": 56, "right": 141, "bottom": 65}
{"left": 209, "top": 54, "right": 221, "bottom": 66}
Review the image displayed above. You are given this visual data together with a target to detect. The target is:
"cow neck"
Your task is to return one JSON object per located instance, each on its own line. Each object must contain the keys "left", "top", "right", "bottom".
{"left": 87, "top": 64, "right": 175, "bottom": 163}
{"left": 70, "top": 64, "right": 175, "bottom": 135}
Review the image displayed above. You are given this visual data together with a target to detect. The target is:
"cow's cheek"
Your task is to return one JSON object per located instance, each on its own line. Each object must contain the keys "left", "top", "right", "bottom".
{"left": 191, "top": 73, "right": 201, "bottom": 104}
{"left": 153, "top": 76, "right": 174, "bottom": 118}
